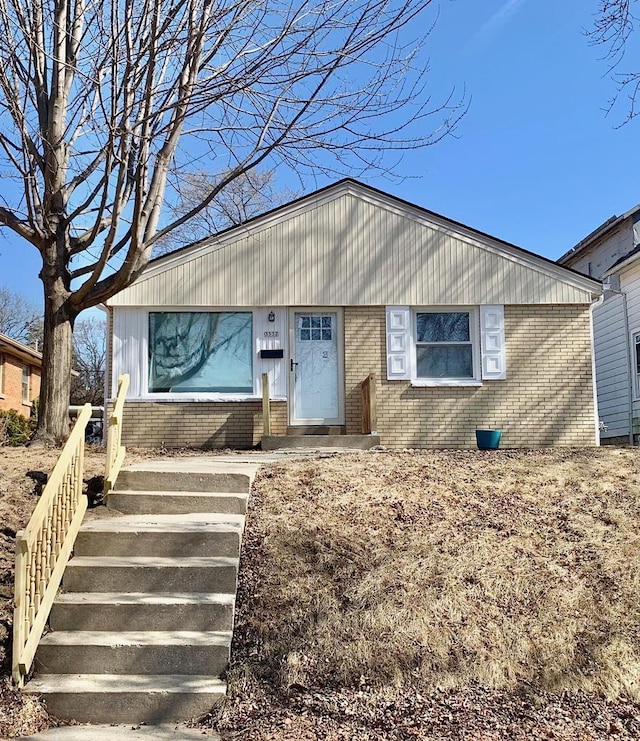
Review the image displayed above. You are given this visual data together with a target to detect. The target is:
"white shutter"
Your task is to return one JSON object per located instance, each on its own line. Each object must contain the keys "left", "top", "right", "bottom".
{"left": 386, "top": 306, "right": 411, "bottom": 380}
{"left": 480, "top": 305, "right": 506, "bottom": 380}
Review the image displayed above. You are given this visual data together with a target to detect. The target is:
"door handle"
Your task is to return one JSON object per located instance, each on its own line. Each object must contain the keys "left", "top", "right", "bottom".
{"left": 290, "top": 358, "right": 298, "bottom": 372}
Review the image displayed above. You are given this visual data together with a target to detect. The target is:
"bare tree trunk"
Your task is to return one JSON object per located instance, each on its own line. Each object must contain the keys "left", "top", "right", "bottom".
{"left": 0, "top": 0, "right": 461, "bottom": 441}
{"left": 32, "top": 240, "right": 76, "bottom": 444}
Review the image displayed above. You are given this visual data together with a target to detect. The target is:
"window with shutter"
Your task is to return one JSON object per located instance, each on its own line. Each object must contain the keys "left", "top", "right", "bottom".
{"left": 385, "top": 305, "right": 506, "bottom": 385}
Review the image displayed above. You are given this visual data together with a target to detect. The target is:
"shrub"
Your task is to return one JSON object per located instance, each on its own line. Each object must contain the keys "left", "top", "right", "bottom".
{"left": 0, "top": 409, "right": 31, "bottom": 446}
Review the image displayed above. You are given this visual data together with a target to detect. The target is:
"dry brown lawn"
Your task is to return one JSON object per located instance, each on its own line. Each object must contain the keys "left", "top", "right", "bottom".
{"left": 2, "top": 445, "right": 640, "bottom": 739}
{"left": 211, "top": 448, "right": 640, "bottom": 739}
{"left": 232, "top": 449, "right": 640, "bottom": 697}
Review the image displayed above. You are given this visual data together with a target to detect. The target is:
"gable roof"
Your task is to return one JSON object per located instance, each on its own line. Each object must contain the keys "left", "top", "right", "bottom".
{"left": 109, "top": 179, "right": 602, "bottom": 308}
{"left": 0, "top": 333, "right": 42, "bottom": 366}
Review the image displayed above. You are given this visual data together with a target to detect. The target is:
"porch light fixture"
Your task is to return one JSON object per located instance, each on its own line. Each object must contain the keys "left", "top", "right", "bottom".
{"left": 268, "top": 311, "right": 276, "bottom": 322}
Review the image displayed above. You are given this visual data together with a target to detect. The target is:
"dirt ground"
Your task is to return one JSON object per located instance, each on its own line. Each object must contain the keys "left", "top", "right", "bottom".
{"left": 2, "top": 446, "right": 640, "bottom": 739}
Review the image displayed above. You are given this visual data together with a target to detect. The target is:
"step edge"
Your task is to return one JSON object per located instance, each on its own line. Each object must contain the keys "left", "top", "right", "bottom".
{"left": 66, "top": 556, "right": 239, "bottom": 566}
{"left": 38, "top": 630, "right": 233, "bottom": 649}
{"left": 54, "top": 592, "right": 236, "bottom": 603}
{"left": 24, "top": 674, "right": 228, "bottom": 693}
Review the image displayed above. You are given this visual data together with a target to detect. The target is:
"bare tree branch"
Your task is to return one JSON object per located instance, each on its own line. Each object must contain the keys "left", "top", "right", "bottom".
{"left": 589, "top": 0, "right": 640, "bottom": 121}
{"left": 0, "top": 0, "right": 465, "bottom": 438}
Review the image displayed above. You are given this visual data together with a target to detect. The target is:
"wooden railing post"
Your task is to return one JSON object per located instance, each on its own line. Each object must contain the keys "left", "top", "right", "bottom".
{"left": 104, "top": 374, "right": 130, "bottom": 496}
{"left": 12, "top": 535, "right": 28, "bottom": 686}
{"left": 368, "top": 372, "right": 378, "bottom": 435}
{"left": 360, "top": 373, "right": 378, "bottom": 435}
{"left": 262, "top": 372, "right": 271, "bottom": 436}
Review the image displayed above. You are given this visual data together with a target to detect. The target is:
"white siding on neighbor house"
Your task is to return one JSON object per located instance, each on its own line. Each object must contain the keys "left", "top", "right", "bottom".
{"left": 567, "top": 219, "right": 635, "bottom": 279}
{"left": 620, "top": 264, "right": 640, "bottom": 429}
{"left": 111, "top": 307, "right": 288, "bottom": 400}
{"left": 109, "top": 186, "right": 597, "bottom": 309}
{"left": 593, "top": 292, "right": 630, "bottom": 438}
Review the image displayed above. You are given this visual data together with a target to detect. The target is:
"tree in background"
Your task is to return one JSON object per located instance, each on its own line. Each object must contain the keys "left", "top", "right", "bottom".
{"left": 0, "top": 286, "right": 42, "bottom": 347}
{"left": 591, "top": 1, "right": 640, "bottom": 119}
{"left": 0, "top": 0, "right": 463, "bottom": 442}
{"left": 71, "top": 317, "right": 106, "bottom": 406}
{"left": 154, "top": 169, "right": 297, "bottom": 256}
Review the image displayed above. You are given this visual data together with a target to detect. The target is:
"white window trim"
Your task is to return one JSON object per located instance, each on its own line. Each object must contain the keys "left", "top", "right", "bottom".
{"left": 410, "top": 307, "right": 481, "bottom": 387}
{"left": 0, "top": 352, "right": 4, "bottom": 398}
{"left": 143, "top": 309, "right": 261, "bottom": 401}
{"left": 22, "top": 364, "right": 31, "bottom": 404}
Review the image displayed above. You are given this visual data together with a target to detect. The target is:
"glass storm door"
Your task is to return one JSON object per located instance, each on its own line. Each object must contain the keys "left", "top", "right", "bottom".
{"left": 290, "top": 311, "right": 342, "bottom": 425}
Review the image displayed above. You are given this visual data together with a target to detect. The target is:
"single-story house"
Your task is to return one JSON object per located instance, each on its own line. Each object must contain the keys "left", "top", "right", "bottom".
{"left": 558, "top": 204, "right": 640, "bottom": 444}
{"left": 0, "top": 333, "right": 42, "bottom": 417}
{"left": 106, "top": 179, "right": 602, "bottom": 448}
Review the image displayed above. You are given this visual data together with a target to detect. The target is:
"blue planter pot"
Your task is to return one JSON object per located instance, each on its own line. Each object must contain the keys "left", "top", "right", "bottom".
{"left": 476, "top": 429, "right": 502, "bottom": 450}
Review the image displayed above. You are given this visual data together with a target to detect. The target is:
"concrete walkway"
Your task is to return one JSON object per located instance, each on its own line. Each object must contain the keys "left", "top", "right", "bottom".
{"left": 21, "top": 726, "right": 220, "bottom": 740}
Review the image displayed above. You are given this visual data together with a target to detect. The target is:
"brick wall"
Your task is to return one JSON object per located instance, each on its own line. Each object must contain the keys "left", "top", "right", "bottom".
{"left": 119, "top": 399, "right": 287, "bottom": 449}
{"left": 344, "top": 305, "right": 595, "bottom": 447}
{"left": 0, "top": 352, "right": 41, "bottom": 417}
{"left": 115, "top": 304, "right": 595, "bottom": 449}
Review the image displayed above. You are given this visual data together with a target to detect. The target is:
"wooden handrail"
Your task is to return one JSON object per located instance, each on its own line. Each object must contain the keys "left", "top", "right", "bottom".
{"left": 360, "top": 373, "right": 378, "bottom": 435}
{"left": 262, "top": 372, "right": 271, "bottom": 436}
{"left": 104, "top": 374, "right": 130, "bottom": 496}
{"left": 12, "top": 403, "right": 92, "bottom": 687}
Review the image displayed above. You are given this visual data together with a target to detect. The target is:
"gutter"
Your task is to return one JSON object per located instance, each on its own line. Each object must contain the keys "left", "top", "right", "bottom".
{"left": 590, "top": 293, "right": 604, "bottom": 446}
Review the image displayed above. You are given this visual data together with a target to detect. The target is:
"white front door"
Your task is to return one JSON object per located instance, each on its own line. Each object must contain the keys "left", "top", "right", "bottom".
{"left": 290, "top": 310, "right": 343, "bottom": 425}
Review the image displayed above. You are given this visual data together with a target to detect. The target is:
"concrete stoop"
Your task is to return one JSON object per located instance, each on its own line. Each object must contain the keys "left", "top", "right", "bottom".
{"left": 24, "top": 462, "right": 256, "bottom": 724}
{"left": 262, "top": 433, "right": 381, "bottom": 450}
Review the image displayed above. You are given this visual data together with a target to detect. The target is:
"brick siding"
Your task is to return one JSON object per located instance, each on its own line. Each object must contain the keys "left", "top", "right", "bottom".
{"left": 344, "top": 305, "right": 595, "bottom": 447}
{"left": 119, "top": 400, "right": 287, "bottom": 449}
{"left": 0, "top": 352, "right": 41, "bottom": 417}
{"left": 116, "top": 304, "right": 595, "bottom": 449}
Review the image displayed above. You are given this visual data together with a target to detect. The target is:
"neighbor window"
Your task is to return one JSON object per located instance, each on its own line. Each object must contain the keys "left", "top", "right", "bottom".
{"left": 148, "top": 312, "right": 253, "bottom": 393}
{"left": 415, "top": 311, "right": 474, "bottom": 379}
{"left": 22, "top": 365, "right": 30, "bottom": 403}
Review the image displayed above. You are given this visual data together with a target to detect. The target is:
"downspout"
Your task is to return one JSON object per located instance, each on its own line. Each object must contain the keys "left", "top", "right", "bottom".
{"left": 589, "top": 293, "right": 604, "bottom": 446}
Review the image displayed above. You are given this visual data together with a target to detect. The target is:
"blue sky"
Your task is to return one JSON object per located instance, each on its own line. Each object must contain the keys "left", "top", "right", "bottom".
{"left": 0, "top": 0, "right": 637, "bottom": 310}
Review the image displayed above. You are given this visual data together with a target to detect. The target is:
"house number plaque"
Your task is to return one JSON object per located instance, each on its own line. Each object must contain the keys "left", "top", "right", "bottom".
{"left": 263, "top": 331, "right": 279, "bottom": 338}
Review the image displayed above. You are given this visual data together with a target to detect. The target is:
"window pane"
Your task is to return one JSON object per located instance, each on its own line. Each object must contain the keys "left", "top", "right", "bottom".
{"left": 149, "top": 312, "right": 253, "bottom": 393}
{"left": 311, "top": 317, "right": 321, "bottom": 328}
{"left": 322, "top": 316, "right": 332, "bottom": 328}
{"left": 417, "top": 312, "right": 469, "bottom": 343}
{"left": 22, "top": 366, "right": 29, "bottom": 402}
{"left": 417, "top": 345, "right": 473, "bottom": 378}
{"left": 300, "top": 329, "right": 311, "bottom": 341}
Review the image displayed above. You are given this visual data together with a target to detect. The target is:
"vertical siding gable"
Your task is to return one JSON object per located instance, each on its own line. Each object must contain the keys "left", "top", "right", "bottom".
{"left": 110, "top": 192, "right": 595, "bottom": 307}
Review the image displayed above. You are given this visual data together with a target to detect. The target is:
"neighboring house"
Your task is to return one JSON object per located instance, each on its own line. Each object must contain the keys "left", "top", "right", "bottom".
{"left": 106, "top": 179, "right": 602, "bottom": 449}
{"left": 559, "top": 205, "right": 640, "bottom": 444}
{"left": 0, "top": 333, "right": 42, "bottom": 417}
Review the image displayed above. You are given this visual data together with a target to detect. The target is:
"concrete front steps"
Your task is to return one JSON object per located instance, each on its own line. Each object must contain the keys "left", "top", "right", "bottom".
{"left": 25, "top": 464, "right": 256, "bottom": 724}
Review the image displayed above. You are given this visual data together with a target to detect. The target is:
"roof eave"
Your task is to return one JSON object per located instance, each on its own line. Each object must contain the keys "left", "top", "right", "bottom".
{"left": 0, "top": 334, "right": 43, "bottom": 365}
